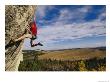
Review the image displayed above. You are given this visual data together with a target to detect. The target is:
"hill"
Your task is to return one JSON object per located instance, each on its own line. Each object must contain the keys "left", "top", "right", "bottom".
{"left": 38, "top": 47, "right": 106, "bottom": 61}
{"left": 18, "top": 47, "right": 106, "bottom": 71}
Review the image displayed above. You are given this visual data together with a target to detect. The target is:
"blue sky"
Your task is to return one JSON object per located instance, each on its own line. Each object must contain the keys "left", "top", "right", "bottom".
{"left": 23, "top": 5, "right": 106, "bottom": 50}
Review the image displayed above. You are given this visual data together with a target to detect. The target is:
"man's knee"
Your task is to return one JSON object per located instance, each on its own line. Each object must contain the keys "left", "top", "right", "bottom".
{"left": 25, "top": 34, "right": 32, "bottom": 38}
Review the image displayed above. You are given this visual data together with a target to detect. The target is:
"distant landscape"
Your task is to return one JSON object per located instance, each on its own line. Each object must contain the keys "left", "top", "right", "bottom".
{"left": 18, "top": 47, "right": 106, "bottom": 71}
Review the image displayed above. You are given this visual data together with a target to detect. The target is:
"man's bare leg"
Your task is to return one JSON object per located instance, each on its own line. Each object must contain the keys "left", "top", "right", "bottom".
{"left": 13, "top": 34, "right": 43, "bottom": 47}
{"left": 15, "top": 34, "right": 32, "bottom": 42}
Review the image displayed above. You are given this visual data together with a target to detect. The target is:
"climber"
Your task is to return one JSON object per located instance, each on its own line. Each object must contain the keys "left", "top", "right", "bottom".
{"left": 11, "top": 17, "right": 43, "bottom": 47}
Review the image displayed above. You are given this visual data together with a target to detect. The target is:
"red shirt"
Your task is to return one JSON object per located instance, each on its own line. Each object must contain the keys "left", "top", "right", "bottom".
{"left": 30, "top": 21, "right": 37, "bottom": 35}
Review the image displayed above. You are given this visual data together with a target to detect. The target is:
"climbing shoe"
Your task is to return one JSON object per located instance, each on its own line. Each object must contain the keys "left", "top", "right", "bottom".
{"left": 31, "top": 42, "right": 43, "bottom": 47}
{"left": 37, "top": 42, "right": 43, "bottom": 46}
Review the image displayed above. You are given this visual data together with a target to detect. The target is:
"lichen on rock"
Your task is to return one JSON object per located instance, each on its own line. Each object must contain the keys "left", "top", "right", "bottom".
{"left": 5, "top": 5, "right": 37, "bottom": 71}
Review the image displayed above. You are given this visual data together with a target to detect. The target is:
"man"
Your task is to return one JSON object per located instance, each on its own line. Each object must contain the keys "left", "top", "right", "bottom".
{"left": 13, "top": 21, "right": 43, "bottom": 47}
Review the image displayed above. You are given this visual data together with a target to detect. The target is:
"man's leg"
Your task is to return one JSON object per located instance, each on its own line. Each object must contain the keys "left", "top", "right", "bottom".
{"left": 35, "top": 42, "right": 43, "bottom": 46}
{"left": 30, "top": 39, "right": 34, "bottom": 47}
{"left": 15, "top": 34, "right": 32, "bottom": 42}
{"left": 30, "top": 39, "right": 43, "bottom": 47}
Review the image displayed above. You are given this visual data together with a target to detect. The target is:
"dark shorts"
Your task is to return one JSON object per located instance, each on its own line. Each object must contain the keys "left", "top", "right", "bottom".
{"left": 31, "top": 35, "right": 37, "bottom": 40}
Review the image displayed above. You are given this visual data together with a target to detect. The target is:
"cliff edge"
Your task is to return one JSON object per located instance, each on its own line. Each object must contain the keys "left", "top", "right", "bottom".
{"left": 5, "top": 5, "right": 36, "bottom": 71}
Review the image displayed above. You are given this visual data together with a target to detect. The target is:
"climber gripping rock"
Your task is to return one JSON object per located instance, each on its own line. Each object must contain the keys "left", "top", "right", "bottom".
{"left": 12, "top": 20, "right": 43, "bottom": 47}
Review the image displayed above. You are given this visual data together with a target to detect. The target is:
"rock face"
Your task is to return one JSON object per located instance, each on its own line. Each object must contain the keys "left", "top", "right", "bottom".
{"left": 5, "top": 5, "right": 36, "bottom": 71}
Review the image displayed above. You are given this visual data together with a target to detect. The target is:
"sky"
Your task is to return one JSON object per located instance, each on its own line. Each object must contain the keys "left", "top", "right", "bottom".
{"left": 23, "top": 5, "right": 106, "bottom": 50}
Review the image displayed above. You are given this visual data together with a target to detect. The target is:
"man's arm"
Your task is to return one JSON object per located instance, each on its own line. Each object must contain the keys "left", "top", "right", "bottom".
{"left": 26, "top": 25, "right": 32, "bottom": 34}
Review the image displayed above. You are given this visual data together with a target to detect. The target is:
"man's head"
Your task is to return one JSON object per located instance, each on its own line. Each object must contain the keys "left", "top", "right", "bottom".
{"left": 29, "top": 22, "right": 34, "bottom": 27}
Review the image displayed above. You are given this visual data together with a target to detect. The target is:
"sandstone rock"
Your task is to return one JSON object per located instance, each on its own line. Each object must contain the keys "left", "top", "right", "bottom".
{"left": 5, "top": 5, "right": 37, "bottom": 71}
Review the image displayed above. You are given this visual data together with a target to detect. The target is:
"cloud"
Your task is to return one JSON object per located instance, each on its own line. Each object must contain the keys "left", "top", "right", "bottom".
{"left": 37, "top": 5, "right": 105, "bottom": 26}
{"left": 98, "top": 12, "right": 106, "bottom": 21}
{"left": 38, "top": 20, "right": 105, "bottom": 44}
{"left": 36, "top": 5, "right": 55, "bottom": 18}
{"left": 57, "top": 6, "right": 91, "bottom": 21}
{"left": 36, "top": 6, "right": 46, "bottom": 18}
{"left": 43, "top": 6, "right": 92, "bottom": 25}
{"left": 47, "top": 41, "right": 106, "bottom": 50}
{"left": 37, "top": 5, "right": 106, "bottom": 46}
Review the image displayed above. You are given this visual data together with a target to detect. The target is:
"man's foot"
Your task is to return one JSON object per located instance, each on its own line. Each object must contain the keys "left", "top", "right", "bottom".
{"left": 31, "top": 45, "right": 34, "bottom": 47}
{"left": 37, "top": 42, "right": 43, "bottom": 46}
{"left": 31, "top": 42, "right": 43, "bottom": 47}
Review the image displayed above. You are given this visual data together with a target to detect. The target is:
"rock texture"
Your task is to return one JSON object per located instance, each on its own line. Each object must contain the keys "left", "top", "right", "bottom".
{"left": 5, "top": 5, "right": 36, "bottom": 71}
